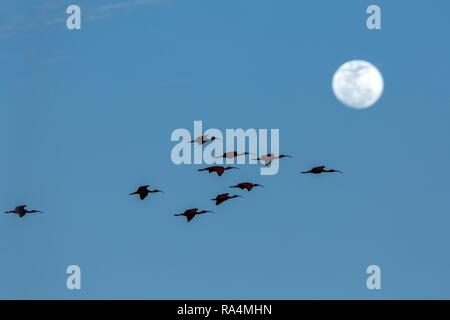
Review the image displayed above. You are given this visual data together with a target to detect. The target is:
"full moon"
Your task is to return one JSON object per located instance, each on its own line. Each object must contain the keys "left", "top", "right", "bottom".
{"left": 332, "top": 60, "right": 384, "bottom": 109}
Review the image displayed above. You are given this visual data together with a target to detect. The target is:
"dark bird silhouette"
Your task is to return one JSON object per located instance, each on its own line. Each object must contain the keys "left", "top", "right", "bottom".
{"left": 174, "top": 208, "right": 213, "bottom": 222}
{"left": 189, "top": 135, "right": 218, "bottom": 145}
{"left": 216, "top": 151, "right": 251, "bottom": 159}
{"left": 301, "top": 166, "right": 343, "bottom": 174}
{"left": 254, "top": 154, "right": 293, "bottom": 166}
{"left": 198, "top": 166, "right": 239, "bottom": 176}
{"left": 230, "top": 182, "right": 264, "bottom": 192}
{"left": 130, "top": 185, "right": 163, "bottom": 200}
{"left": 212, "top": 193, "right": 242, "bottom": 206}
{"left": 4, "top": 205, "right": 43, "bottom": 218}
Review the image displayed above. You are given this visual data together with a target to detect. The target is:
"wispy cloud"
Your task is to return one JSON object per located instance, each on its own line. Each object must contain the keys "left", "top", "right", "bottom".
{"left": 0, "top": 0, "right": 169, "bottom": 38}
{"left": 97, "top": 0, "right": 166, "bottom": 13}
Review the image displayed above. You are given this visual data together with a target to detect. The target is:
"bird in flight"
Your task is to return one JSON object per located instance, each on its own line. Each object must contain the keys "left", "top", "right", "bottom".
{"left": 212, "top": 193, "right": 242, "bottom": 206}
{"left": 189, "top": 135, "right": 218, "bottom": 145}
{"left": 230, "top": 182, "right": 264, "bottom": 192}
{"left": 254, "top": 154, "right": 292, "bottom": 166}
{"left": 130, "top": 185, "right": 163, "bottom": 200}
{"left": 198, "top": 166, "right": 239, "bottom": 176}
{"left": 216, "top": 151, "right": 251, "bottom": 159}
{"left": 174, "top": 208, "right": 213, "bottom": 222}
{"left": 4, "top": 205, "right": 44, "bottom": 218}
{"left": 301, "top": 166, "right": 343, "bottom": 174}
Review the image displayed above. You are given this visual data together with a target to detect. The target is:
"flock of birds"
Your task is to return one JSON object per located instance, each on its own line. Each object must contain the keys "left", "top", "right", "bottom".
{"left": 3, "top": 134, "right": 342, "bottom": 222}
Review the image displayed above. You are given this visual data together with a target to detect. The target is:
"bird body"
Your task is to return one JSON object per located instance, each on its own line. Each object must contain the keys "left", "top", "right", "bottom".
{"left": 198, "top": 166, "right": 239, "bottom": 176}
{"left": 190, "top": 135, "right": 217, "bottom": 145}
{"left": 230, "top": 182, "right": 263, "bottom": 192}
{"left": 174, "top": 208, "right": 212, "bottom": 222}
{"left": 255, "top": 154, "right": 292, "bottom": 166}
{"left": 4, "top": 205, "right": 43, "bottom": 218}
{"left": 212, "top": 193, "right": 242, "bottom": 206}
{"left": 130, "top": 185, "right": 163, "bottom": 200}
{"left": 301, "top": 166, "right": 342, "bottom": 174}
{"left": 216, "top": 151, "right": 250, "bottom": 159}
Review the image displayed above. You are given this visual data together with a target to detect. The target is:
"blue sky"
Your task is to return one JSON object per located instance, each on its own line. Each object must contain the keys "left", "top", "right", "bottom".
{"left": 1, "top": 0, "right": 450, "bottom": 299}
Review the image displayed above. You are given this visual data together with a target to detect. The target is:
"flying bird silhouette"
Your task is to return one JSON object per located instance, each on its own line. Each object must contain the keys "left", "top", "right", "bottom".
{"left": 174, "top": 208, "right": 213, "bottom": 222}
{"left": 230, "top": 182, "right": 264, "bottom": 192}
{"left": 4, "top": 205, "right": 43, "bottom": 218}
{"left": 254, "top": 154, "right": 292, "bottom": 166}
{"left": 212, "top": 193, "right": 242, "bottom": 206}
{"left": 216, "top": 151, "right": 251, "bottom": 159}
{"left": 189, "top": 135, "right": 219, "bottom": 145}
{"left": 130, "top": 185, "right": 163, "bottom": 200}
{"left": 198, "top": 166, "right": 239, "bottom": 176}
{"left": 301, "top": 166, "right": 343, "bottom": 174}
